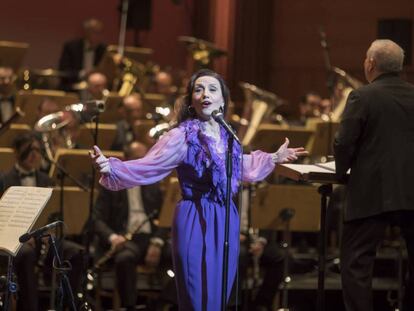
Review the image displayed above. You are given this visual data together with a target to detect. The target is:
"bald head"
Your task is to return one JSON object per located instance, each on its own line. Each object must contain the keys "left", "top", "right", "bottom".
{"left": 364, "top": 39, "right": 404, "bottom": 83}
{"left": 124, "top": 141, "right": 148, "bottom": 160}
{"left": 367, "top": 39, "right": 404, "bottom": 73}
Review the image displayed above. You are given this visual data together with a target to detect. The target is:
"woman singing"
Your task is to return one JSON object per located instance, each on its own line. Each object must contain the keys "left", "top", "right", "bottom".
{"left": 90, "top": 69, "right": 306, "bottom": 311}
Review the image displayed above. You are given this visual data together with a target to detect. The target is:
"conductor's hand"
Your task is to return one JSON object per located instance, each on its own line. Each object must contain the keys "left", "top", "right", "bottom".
{"left": 89, "top": 145, "right": 111, "bottom": 174}
{"left": 272, "top": 138, "right": 308, "bottom": 164}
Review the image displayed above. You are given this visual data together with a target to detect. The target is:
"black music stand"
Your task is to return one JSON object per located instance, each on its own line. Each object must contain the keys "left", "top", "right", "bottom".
{"left": 275, "top": 162, "right": 344, "bottom": 311}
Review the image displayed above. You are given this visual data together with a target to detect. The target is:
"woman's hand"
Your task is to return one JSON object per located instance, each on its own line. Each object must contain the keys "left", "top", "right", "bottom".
{"left": 89, "top": 145, "right": 111, "bottom": 174}
{"left": 272, "top": 138, "right": 308, "bottom": 164}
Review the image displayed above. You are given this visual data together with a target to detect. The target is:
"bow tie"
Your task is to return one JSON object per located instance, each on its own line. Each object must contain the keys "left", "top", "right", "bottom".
{"left": 19, "top": 172, "right": 35, "bottom": 179}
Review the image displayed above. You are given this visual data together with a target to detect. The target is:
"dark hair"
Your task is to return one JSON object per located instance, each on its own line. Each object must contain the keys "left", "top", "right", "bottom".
{"left": 12, "top": 132, "right": 40, "bottom": 161}
{"left": 300, "top": 91, "right": 320, "bottom": 104}
{"left": 175, "top": 69, "right": 230, "bottom": 124}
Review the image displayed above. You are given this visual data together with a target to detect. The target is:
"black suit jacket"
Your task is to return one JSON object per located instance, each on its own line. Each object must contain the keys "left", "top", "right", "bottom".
{"left": 334, "top": 73, "right": 414, "bottom": 221}
{"left": 0, "top": 166, "right": 54, "bottom": 195}
{"left": 110, "top": 120, "right": 135, "bottom": 151}
{"left": 93, "top": 184, "right": 166, "bottom": 248}
{"left": 58, "top": 38, "right": 106, "bottom": 88}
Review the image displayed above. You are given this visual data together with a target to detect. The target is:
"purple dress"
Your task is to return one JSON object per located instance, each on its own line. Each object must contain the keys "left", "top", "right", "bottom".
{"left": 100, "top": 119, "right": 275, "bottom": 311}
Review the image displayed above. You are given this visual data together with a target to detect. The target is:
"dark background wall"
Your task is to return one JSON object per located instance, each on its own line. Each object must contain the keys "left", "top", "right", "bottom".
{"left": 0, "top": 0, "right": 413, "bottom": 113}
{"left": 0, "top": 0, "right": 192, "bottom": 69}
{"left": 269, "top": 0, "right": 414, "bottom": 113}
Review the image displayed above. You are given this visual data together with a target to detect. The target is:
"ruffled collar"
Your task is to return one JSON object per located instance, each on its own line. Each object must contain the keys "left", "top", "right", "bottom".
{"left": 179, "top": 119, "right": 241, "bottom": 197}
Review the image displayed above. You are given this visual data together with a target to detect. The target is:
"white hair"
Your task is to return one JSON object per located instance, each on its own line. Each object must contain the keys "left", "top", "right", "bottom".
{"left": 367, "top": 39, "right": 405, "bottom": 73}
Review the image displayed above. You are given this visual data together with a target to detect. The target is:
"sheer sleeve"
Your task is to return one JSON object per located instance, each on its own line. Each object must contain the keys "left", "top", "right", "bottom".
{"left": 100, "top": 127, "right": 187, "bottom": 191}
{"left": 242, "top": 150, "right": 275, "bottom": 182}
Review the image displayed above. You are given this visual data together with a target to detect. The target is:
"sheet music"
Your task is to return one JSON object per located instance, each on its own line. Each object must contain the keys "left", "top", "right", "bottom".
{"left": 0, "top": 187, "right": 52, "bottom": 256}
{"left": 281, "top": 163, "right": 334, "bottom": 174}
{"left": 315, "top": 161, "right": 336, "bottom": 172}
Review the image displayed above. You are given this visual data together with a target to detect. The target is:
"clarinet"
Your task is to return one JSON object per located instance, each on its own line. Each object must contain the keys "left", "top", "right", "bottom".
{"left": 93, "top": 209, "right": 158, "bottom": 271}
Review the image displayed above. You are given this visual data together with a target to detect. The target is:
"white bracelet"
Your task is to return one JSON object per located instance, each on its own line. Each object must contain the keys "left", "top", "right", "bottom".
{"left": 271, "top": 152, "right": 279, "bottom": 164}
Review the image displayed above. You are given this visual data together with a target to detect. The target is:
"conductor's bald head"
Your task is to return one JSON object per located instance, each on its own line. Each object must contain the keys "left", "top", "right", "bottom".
{"left": 364, "top": 39, "right": 404, "bottom": 83}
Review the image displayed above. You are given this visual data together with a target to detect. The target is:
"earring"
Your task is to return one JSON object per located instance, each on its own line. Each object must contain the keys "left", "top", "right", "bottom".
{"left": 188, "top": 105, "right": 195, "bottom": 115}
{"left": 219, "top": 106, "right": 224, "bottom": 113}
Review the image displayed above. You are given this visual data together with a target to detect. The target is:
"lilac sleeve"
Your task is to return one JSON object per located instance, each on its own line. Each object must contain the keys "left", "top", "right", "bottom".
{"left": 99, "top": 127, "right": 187, "bottom": 191}
{"left": 242, "top": 150, "right": 275, "bottom": 182}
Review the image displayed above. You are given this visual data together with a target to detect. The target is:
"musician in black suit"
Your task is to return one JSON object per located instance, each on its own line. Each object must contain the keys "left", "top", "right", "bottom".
{"left": 334, "top": 39, "right": 414, "bottom": 311}
{"left": 58, "top": 18, "right": 106, "bottom": 90}
{"left": 0, "top": 66, "right": 16, "bottom": 124}
{"left": 93, "top": 141, "right": 169, "bottom": 311}
{"left": 0, "top": 132, "right": 84, "bottom": 311}
{"left": 110, "top": 93, "right": 147, "bottom": 151}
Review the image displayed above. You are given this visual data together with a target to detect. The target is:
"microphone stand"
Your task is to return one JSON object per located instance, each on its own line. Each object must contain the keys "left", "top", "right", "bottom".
{"left": 81, "top": 112, "right": 100, "bottom": 306}
{"left": 277, "top": 208, "right": 295, "bottom": 311}
{"left": 319, "top": 27, "right": 336, "bottom": 158}
{"left": 42, "top": 156, "right": 88, "bottom": 309}
{"left": 3, "top": 256, "right": 17, "bottom": 311}
{"left": 221, "top": 134, "right": 234, "bottom": 311}
{"left": 43, "top": 233, "right": 77, "bottom": 311}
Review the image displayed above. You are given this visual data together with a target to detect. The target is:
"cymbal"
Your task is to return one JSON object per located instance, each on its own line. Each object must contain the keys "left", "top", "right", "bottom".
{"left": 178, "top": 36, "right": 227, "bottom": 56}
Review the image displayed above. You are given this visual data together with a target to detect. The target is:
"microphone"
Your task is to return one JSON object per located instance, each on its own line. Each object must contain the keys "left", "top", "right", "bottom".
{"left": 67, "top": 100, "right": 106, "bottom": 122}
{"left": 19, "top": 221, "right": 63, "bottom": 243}
{"left": 69, "top": 100, "right": 106, "bottom": 112}
{"left": 211, "top": 110, "right": 241, "bottom": 144}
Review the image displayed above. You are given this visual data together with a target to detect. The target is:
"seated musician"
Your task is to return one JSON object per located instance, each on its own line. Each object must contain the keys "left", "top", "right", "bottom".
{"left": 237, "top": 187, "right": 285, "bottom": 311}
{"left": 0, "top": 132, "right": 83, "bottom": 311}
{"left": 110, "top": 93, "right": 147, "bottom": 151}
{"left": 0, "top": 66, "right": 17, "bottom": 125}
{"left": 58, "top": 18, "right": 106, "bottom": 91}
{"left": 81, "top": 70, "right": 108, "bottom": 102}
{"left": 93, "top": 141, "right": 170, "bottom": 311}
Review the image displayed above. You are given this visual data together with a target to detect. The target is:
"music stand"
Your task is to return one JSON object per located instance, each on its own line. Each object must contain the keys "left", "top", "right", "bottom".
{"left": 14, "top": 90, "right": 79, "bottom": 126}
{"left": 158, "top": 177, "right": 181, "bottom": 228}
{"left": 275, "top": 162, "right": 344, "bottom": 311}
{"left": 306, "top": 121, "right": 339, "bottom": 158}
{"left": 0, "top": 41, "right": 29, "bottom": 71}
{"left": 132, "top": 119, "right": 157, "bottom": 147}
{"left": 143, "top": 93, "right": 167, "bottom": 113}
{"left": 0, "top": 147, "right": 14, "bottom": 172}
{"left": 251, "top": 183, "right": 321, "bottom": 309}
{"left": 106, "top": 45, "right": 153, "bottom": 64}
{"left": 49, "top": 149, "right": 123, "bottom": 187}
{"left": 0, "top": 124, "right": 31, "bottom": 147}
{"left": 77, "top": 123, "right": 117, "bottom": 150}
{"left": 251, "top": 184, "right": 321, "bottom": 231}
{"left": 97, "top": 46, "right": 153, "bottom": 85}
{"left": 249, "top": 124, "right": 313, "bottom": 153}
{"left": 97, "top": 92, "right": 123, "bottom": 123}
{"left": 33, "top": 186, "right": 96, "bottom": 235}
